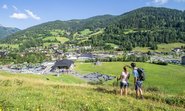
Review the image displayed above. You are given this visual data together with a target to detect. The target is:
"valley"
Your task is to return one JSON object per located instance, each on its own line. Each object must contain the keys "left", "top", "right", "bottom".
{"left": 0, "top": 6, "right": 185, "bottom": 111}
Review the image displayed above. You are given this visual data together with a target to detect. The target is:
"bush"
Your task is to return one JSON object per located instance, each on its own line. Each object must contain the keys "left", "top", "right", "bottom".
{"left": 165, "top": 96, "right": 185, "bottom": 108}
{"left": 152, "top": 61, "right": 168, "bottom": 65}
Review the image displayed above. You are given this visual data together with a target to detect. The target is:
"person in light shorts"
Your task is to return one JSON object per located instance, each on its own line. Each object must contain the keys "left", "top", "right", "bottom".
{"left": 117, "top": 66, "right": 130, "bottom": 96}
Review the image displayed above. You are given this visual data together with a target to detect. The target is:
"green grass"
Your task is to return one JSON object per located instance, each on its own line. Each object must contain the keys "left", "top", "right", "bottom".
{"left": 55, "top": 37, "right": 69, "bottom": 43}
{"left": 123, "top": 29, "right": 138, "bottom": 34}
{"left": 89, "top": 29, "right": 104, "bottom": 37}
{"left": 0, "top": 70, "right": 184, "bottom": 110}
{"left": 50, "top": 29, "right": 65, "bottom": 36}
{"left": 0, "top": 71, "right": 85, "bottom": 84}
{"left": 0, "top": 44, "right": 19, "bottom": 49}
{"left": 75, "top": 62, "right": 185, "bottom": 94}
{"left": 43, "top": 36, "right": 57, "bottom": 41}
{"left": 105, "top": 43, "right": 119, "bottom": 49}
{"left": 80, "top": 29, "right": 93, "bottom": 36}
{"left": 43, "top": 42, "right": 60, "bottom": 47}
{"left": 133, "top": 47, "right": 151, "bottom": 52}
{"left": 133, "top": 43, "right": 185, "bottom": 52}
{"left": 43, "top": 36, "right": 69, "bottom": 44}
{"left": 157, "top": 43, "right": 185, "bottom": 52}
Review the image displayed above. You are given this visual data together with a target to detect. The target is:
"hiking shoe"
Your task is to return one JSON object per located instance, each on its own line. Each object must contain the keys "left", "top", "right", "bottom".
{"left": 141, "top": 95, "right": 144, "bottom": 100}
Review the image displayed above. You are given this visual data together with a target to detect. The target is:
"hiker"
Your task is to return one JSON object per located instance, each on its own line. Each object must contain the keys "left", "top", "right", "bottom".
{"left": 130, "top": 63, "right": 144, "bottom": 99}
{"left": 117, "top": 66, "right": 130, "bottom": 96}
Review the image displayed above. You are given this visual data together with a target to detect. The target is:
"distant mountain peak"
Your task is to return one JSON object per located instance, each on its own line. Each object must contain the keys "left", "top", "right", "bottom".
{"left": 0, "top": 25, "right": 21, "bottom": 39}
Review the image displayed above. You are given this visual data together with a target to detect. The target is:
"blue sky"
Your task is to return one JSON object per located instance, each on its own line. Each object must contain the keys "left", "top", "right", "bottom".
{"left": 0, "top": 0, "right": 185, "bottom": 29}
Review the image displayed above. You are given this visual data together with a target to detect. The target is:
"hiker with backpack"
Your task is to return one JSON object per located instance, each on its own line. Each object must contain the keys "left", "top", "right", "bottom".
{"left": 129, "top": 63, "right": 145, "bottom": 99}
{"left": 117, "top": 66, "right": 130, "bottom": 96}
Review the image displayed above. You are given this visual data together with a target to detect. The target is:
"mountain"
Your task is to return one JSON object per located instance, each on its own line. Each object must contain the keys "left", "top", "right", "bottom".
{"left": 0, "top": 25, "right": 20, "bottom": 39}
{"left": 99, "top": 7, "right": 185, "bottom": 50}
{"left": 2, "top": 7, "right": 185, "bottom": 50}
{"left": 2, "top": 14, "right": 115, "bottom": 44}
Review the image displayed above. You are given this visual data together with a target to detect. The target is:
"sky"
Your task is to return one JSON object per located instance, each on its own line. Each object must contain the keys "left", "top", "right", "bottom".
{"left": 0, "top": 0, "right": 185, "bottom": 29}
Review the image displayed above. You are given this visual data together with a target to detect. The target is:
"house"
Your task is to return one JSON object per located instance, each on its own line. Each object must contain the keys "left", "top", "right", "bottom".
{"left": 67, "top": 55, "right": 78, "bottom": 60}
{"left": 172, "top": 48, "right": 182, "bottom": 53}
{"left": 50, "top": 59, "right": 74, "bottom": 72}
{"left": 78, "top": 53, "right": 95, "bottom": 60}
{"left": 182, "top": 56, "right": 185, "bottom": 65}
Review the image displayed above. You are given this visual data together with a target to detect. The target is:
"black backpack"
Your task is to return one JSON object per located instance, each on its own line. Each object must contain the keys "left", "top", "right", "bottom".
{"left": 137, "top": 68, "right": 145, "bottom": 81}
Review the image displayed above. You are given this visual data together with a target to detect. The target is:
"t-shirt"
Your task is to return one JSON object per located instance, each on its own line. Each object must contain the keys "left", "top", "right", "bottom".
{"left": 133, "top": 68, "right": 139, "bottom": 78}
{"left": 121, "top": 71, "right": 129, "bottom": 83}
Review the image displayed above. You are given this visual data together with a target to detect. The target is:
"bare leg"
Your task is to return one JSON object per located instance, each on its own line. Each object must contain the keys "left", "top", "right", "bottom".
{"left": 136, "top": 90, "right": 139, "bottom": 99}
{"left": 139, "top": 88, "right": 144, "bottom": 99}
{"left": 124, "top": 87, "right": 128, "bottom": 96}
{"left": 120, "top": 88, "right": 123, "bottom": 96}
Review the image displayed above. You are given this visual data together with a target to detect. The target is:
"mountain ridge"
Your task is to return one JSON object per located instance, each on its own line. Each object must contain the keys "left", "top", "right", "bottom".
{"left": 2, "top": 7, "right": 185, "bottom": 50}
{"left": 0, "top": 25, "right": 20, "bottom": 39}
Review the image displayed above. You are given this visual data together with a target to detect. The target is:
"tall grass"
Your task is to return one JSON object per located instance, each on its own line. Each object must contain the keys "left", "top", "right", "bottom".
{"left": 0, "top": 72, "right": 184, "bottom": 111}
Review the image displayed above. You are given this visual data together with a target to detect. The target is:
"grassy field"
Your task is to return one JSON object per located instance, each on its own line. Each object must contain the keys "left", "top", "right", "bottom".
{"left": 75, "top": 62, "right": 185, "bottom": 95}
{"left": 133, "top": 43, "right": 185, "bottom": 52}
{"left": 55, "top": 37, "right": 69, "bottom": 44}
{"left": 80, "top": 29, "right": 93, "bottom": 36}
{"left": 0, "top": 44, "right": 19, "bottom": 49}
{"left": 157, "top": 43, "right": 185, "bottom": 52}
{"left": 89, "top": 29, "right": 104, "bottom": 37}
{"left": 50, "top": 29, "right": 65, "bottom": 36}
{"left": 123, "top": 29, "right": 138, "bottom": 34}
{"left": 43, "top": 42, "right": 60, "bottom": 47}
{"left": 42, "top": 36, "right": 69, "bottom": 47}
{"left": 0, "top": 69, "right": 184, "bottom": 111}
{"left": 105, "top": 43, "right": 119, "bottom": 49}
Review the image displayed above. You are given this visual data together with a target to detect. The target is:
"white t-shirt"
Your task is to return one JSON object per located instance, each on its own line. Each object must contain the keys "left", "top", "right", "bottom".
{"left": 121, "top": 71, "right": 129, "bottom": 83}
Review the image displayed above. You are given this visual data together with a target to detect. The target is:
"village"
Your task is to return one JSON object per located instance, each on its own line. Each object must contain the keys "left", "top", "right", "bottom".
{"left": 0, "top": 43, "right": 185, "bottom": 78}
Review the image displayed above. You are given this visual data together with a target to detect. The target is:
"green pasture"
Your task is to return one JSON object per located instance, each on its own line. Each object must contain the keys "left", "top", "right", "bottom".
{"left": 74, "top": 62, "right": 185, "bottom": 94}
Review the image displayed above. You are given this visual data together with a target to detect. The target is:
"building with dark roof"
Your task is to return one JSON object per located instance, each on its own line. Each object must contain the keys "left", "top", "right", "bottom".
{"left": 50, "top": 59, "right": 74, "bottom": 72}
{"left": 78, "top": 53, "right": 95, "bottom": 60}
{"left": 182, "top": 56, "right": 185, "bottom": 65}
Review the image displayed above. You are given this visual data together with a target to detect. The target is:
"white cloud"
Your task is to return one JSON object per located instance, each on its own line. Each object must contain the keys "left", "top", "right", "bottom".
{"left": 10, "top": 13, "right": 28, "bottom": 19}
{"left": 25, "top": 10, "right": 41, "bottom": 20}
{"left": 2, "top": 4, "right": 8, "bottom": 9}
{"left": 152, "top": 0, "right": 169, "bottom": 5}
{"left": 147, "top": 0, "right": 185, "bottom": 5}
{"left": 12, "top": 5, "right": 18, "bottom": 11}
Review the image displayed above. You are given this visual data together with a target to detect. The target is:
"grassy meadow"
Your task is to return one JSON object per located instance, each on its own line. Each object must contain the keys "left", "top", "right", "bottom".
{"left": 80, "top": 29, "right": 93, "bottom": 36}
{"left": 75, "top": 62, "right": 185, "bottom": 95}
{"left": 0, "top": 62, "right": 185, "bottom": 110}
{"left": 0, "top": 44, "right": 19, "bottom": 49}
{"left": 133, "top": 43, "right": 185, "bottom": 52}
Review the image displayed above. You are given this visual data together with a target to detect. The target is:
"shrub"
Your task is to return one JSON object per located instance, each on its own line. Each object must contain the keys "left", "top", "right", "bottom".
{"left": 152, "top": 61, "right": 168, "bottom": 65}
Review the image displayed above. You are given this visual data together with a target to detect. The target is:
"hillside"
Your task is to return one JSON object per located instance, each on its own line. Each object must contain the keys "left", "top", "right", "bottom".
{"left": 0, "top": 25, "right": 20, "bottom": 39}
{"left": 92, "top": 7, "right": 185, "bottom": 50}
{"left": 1, "top": 7, "right": 185, "bottom": 51}
{"left": 0, "top": 62, "right": 185, "bottom": 110}
{"left": 2, "top": 15, "right": 114, "bottom": 44}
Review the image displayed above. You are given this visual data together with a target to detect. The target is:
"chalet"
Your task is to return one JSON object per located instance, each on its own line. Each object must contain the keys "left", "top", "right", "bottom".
{"left": 67, "top": 55, "right": 78, "bottom": 60}
{"left": 50, "top": 59, "right": 74, "bottom": 72}
{"left": 78, "top": 53, "right": 95, "bottom": 60}
{"left": 182, "top": 56, "right": 185, "bottom": 65}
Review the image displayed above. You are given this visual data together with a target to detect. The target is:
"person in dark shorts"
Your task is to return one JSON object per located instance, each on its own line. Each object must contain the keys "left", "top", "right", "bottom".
{"left": 130, "top": 63, "right": 144, "bottom": 99}
{"left": 117, "top": 66, "right": 130, "bottom": 96}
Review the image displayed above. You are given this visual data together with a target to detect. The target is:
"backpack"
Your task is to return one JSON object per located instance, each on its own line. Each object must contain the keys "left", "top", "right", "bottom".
{"left": 137, "top": 68, "right": 145, "bottom": 81}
